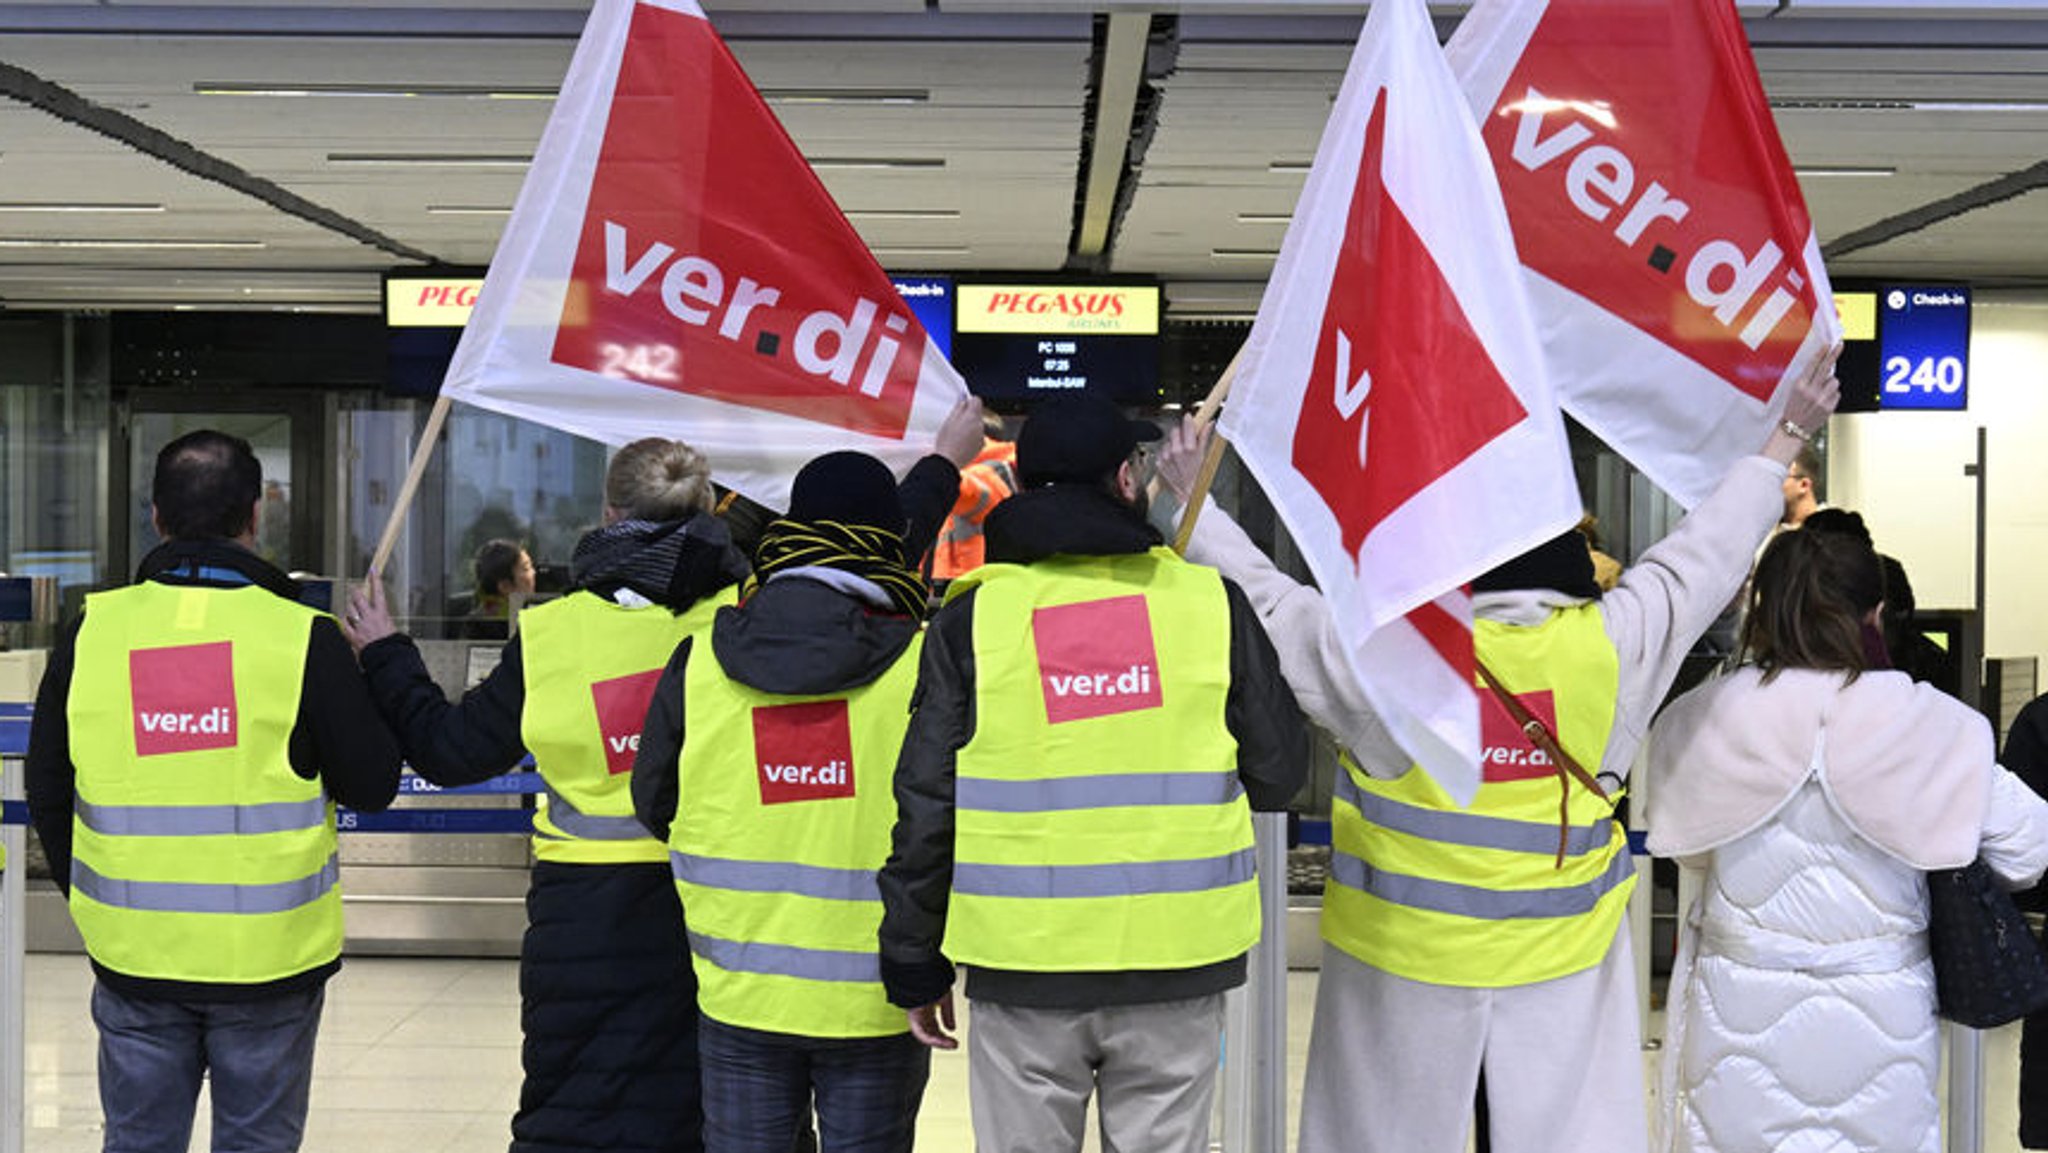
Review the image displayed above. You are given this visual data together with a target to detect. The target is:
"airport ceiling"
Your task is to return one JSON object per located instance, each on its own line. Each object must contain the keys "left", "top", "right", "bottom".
{"left": 0, "top": 1, "right": 2047, "bottom": 317}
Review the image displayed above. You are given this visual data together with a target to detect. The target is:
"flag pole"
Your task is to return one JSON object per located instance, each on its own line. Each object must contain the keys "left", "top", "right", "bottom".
{"left": 368, "top": 394, "right": 454, "bottom": 577}
{"left": 1170, "top": 345, "right": 1242, "bottom": 556}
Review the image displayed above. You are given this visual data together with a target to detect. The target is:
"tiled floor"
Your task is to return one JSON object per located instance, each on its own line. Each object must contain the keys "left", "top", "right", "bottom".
{"left": 18, "top": 952, "right": 2035, "bottom": 1152}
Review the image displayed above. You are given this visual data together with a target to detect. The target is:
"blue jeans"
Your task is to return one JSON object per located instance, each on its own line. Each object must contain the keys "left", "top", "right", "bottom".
{"left": 91, "top": 980, "right": 324, "bottom": 1153}
{"left": 698, "top": 1017, "right": 929, "bottom": 1153}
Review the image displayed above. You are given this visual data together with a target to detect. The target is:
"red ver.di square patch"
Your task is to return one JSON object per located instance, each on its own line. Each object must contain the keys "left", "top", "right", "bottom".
{"left": 753, "top": 699, "right": 856, "bottom": 805}
{"left": 590, "top": 668, "right": 665, "bottom": 776}
{"left": 131, "top": 641, "right": 238, "bottom": 756}
{"left": 1480, "top": 687, "right": 1559, "bottom": 784}
{"left": 1032, "top": 595, "right": 1164, "bottom": 725}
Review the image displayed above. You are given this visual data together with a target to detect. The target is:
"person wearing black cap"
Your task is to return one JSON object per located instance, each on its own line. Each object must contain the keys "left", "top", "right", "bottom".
{"left": 1152, "top": 350, "right": 1840, "bottom": 1153}
{"left": 632, "top": 450, "right": 937, "bottom": 1153}
{"left": 876, "top": 394, "right": 1306, "bottom": 1153}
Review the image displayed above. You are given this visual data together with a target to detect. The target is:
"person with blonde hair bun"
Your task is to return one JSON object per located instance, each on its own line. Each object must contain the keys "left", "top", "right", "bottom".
{"left": 342, "top": 436, "right": 752, "bottom": 1153}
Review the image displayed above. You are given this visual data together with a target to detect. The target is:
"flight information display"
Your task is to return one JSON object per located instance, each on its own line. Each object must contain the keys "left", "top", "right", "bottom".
{"left": 949, "top": 282, "right": 1161, "bottom": 403}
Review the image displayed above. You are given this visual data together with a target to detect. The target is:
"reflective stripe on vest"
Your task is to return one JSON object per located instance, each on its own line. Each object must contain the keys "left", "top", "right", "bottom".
{"left": 72, "top": 854, "right": 339, "bottom": 915}
{"left": 688, "top": 930, "right": 881, "bottom": 985}
{"left": 671, "top": 626, "right": 920, "bottom": 1038}
{"left": 953, "top": 849, "right": 1256, "bottom": 899}
{"left": 958, "top": 771, "right": 1244, "bottom": 813}
{"left": 75, "top": 797, "right": 329, "bottom": 838}
{"left": 1327, "top": 844, "right": 1634, "bottom": 921}
{"left": 1321, "top": 604, "right": 1630, "bottom": 988}
{"left": 670, "top": 852, "right": 878, "bottom": 903}
{"left": 1332, "top": 771, "right": 1612, "bottom": 859}
{"left": 941, "top": 550, "right": 1258, "bottom": 973}
{"left": 66, "top": 581, "right": 340, "bottom": 985}
{"left": 536, "top": 785, "right": 650, "bottom": 842}
{"left": 519, "top": 587, "right": 731, "bottom": 865}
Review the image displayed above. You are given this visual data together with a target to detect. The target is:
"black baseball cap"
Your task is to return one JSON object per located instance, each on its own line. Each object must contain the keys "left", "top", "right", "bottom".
{"left": 1015, "top": 395, "right": 1163, "bottom": 487}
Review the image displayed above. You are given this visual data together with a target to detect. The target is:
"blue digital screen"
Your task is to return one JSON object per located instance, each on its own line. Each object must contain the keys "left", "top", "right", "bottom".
{"left": 1879, "top": 286, "right": 1970, "bottom": 411}
{"left": 891, "top": 276, "right": 953, "bottom": 362}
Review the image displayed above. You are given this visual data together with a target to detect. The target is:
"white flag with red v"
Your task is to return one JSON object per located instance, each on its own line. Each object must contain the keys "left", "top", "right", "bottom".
{"left": 440, "top": 0, "right": 966, "bottom": 510}
{"left": 1217, "top": 0, "right": 1581, "bottom": 804}
{"left": 1447, "top": 0, "right": 1839, "bottom": 508}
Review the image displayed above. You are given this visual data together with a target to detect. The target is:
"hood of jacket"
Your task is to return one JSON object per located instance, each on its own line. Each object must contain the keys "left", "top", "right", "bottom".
{"left": 984, "top": 484, "right": 1159, "bottom": 565}
{"left": 1647, "top": 666, "right": 1993, "bottom": 869}
{"left": 710, "top": 575, "right": 919, "bottom": 697}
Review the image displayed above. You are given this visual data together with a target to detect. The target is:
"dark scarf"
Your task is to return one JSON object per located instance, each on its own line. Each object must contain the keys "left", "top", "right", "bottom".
{"left": 570, "top": 516, "right": 745, "bottom": 610}
{"left": 744, "top": 519, "right": 928, "bottom": 618}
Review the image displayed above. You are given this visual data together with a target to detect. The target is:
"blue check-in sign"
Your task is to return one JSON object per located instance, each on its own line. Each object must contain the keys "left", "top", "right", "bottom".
{"left": 1880, "top": 286, "right": 1971, "bottom": 411}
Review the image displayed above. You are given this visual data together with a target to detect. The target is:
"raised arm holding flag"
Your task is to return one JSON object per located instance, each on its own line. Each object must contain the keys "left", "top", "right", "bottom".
{"left": 1155, "top": 0, "right": 1842, "bottom": 1151}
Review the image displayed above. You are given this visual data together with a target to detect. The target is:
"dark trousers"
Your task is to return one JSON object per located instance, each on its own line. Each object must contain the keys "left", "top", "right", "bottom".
{"left": 699, "top": 1017, "right": 930, "bottom": 1153}
{"left": 93, "top": 980, "right": 324, "bottom": 1153}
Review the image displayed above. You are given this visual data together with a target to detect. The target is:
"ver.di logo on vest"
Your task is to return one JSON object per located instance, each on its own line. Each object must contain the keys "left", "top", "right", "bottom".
{"left": 1032, "top": 595, "right": 1164, "bottom": 725}
{"left": 1480, "top": 687, "right": 1559, "bottom": 784}
{"left": 590, "top": 668, "right": 665, "bottom": 776}
{"left": 752, "top": 699, "right": 857, "bottom": 805}
{"left": 130, "top": 641, "right": 238, "bottom": 757}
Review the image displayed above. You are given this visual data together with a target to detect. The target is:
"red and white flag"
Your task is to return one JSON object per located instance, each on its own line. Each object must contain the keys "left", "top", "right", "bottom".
{"left": 441, "top": 0, "right": 966, "bottom": 510}
{"left": 1447, "top": 0, "right": 1838, "bottom": 508}
{"left": 1218, "top": 0, "right": 1581, "bottom": 804}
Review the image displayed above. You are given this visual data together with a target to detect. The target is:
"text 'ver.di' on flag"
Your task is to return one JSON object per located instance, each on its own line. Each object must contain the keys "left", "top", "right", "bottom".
{"left": 1217, "top": 0, "right": 1582, "bottom": 804}
{"left": 1447, "top": 0, "right": 1839, "bottom": 508}
{"left": 441, "top": 0, "right": 966, "bottom": 510}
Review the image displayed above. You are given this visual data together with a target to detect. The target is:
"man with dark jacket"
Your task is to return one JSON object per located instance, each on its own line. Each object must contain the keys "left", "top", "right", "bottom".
{"left": 634, "top": 450, "right": 937, "bottom": 1153}
{"left": 877, "top": 394, "right": 1306, "bottom": 1153}
{"left": 27, "top": 428, "right": 402, "bottom": 1153}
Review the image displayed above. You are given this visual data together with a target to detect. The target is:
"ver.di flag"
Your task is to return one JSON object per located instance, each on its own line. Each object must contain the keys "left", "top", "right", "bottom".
{"left": 441, "top": 0, "right": 967, "bottom": 510}
{"left": 1447, "top": 0, "right": 1839, "bottom": 508}
{"left": 1217, "top": 0, "right": 1581, "bottom": 804}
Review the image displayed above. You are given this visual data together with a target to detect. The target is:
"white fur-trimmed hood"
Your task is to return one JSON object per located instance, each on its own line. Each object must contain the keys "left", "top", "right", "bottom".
{"left": 1647, "top": 667, "right": 1992, "bottom": 870}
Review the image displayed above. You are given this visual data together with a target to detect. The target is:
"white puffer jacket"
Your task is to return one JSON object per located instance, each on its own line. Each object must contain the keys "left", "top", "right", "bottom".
{"left": 1649, "top": 668, "right": 2048, "bottom": 1153}
{"left": 1670, "top": 779, "right": 1939, "bottom": 1152}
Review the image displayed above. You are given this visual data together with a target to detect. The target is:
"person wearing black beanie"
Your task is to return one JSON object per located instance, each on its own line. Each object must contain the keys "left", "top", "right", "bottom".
{"left": 633, "top": 449, "right": 936, "bottom": 1153}
{"left": 877, "top": 394, "right": 1307, "bottom": 1153}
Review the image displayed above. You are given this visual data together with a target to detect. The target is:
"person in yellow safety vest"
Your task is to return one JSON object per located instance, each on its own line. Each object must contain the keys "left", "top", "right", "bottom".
{"left": 340, "top": 400, "right": 983, "bottom": 1153}
{"left": 1152, "top": 348, "right": 1841, "bottom": 1153}
{"left": 341, "top": 438, "right": 750, "bottom": 1153}
{"left": 931, "top": 433, "right": 1017, "bottom": 581}
{"left": 632, "top": 451, "right": 938, "bottom": 1153}
{"left": 878, "top": 394, "right": 1307, "bottom": 1153}
{"left": 25, "top": 429, "right": 403, "bottom": 1152}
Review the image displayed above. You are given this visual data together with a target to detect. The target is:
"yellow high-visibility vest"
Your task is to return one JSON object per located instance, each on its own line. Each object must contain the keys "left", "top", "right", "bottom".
{"left": 68, "top": 581, "right": 338, "bottom": 984}
{"left": 1323, "top": 604, "right": 1628, "bottom": 987}
{"left": 671, "top": 631, "right": 921, "bottom": 1038}
{"left": 942, "top": 548, "right": 1258, "bottom": 972}
{"left": 519, "top": 587, "right": 732, "bottom": 865}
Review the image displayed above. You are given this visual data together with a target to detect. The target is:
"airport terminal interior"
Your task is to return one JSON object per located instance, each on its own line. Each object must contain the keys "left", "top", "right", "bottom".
{"left": 6, "top": 0, "right": 2048, "bottom": 1150}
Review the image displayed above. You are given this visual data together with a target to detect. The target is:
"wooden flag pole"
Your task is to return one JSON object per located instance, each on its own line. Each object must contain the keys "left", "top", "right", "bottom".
{"left": 1169, "top": 345, "right": 1242, "bottom": 556}
{"left": 368, "top": 394, "right": 454, "bottom": 578}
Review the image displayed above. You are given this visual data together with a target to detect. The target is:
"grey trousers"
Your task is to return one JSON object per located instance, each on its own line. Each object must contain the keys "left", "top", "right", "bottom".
{"left": 966, "top": 994, "right": 1224, "bottom": 1153}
